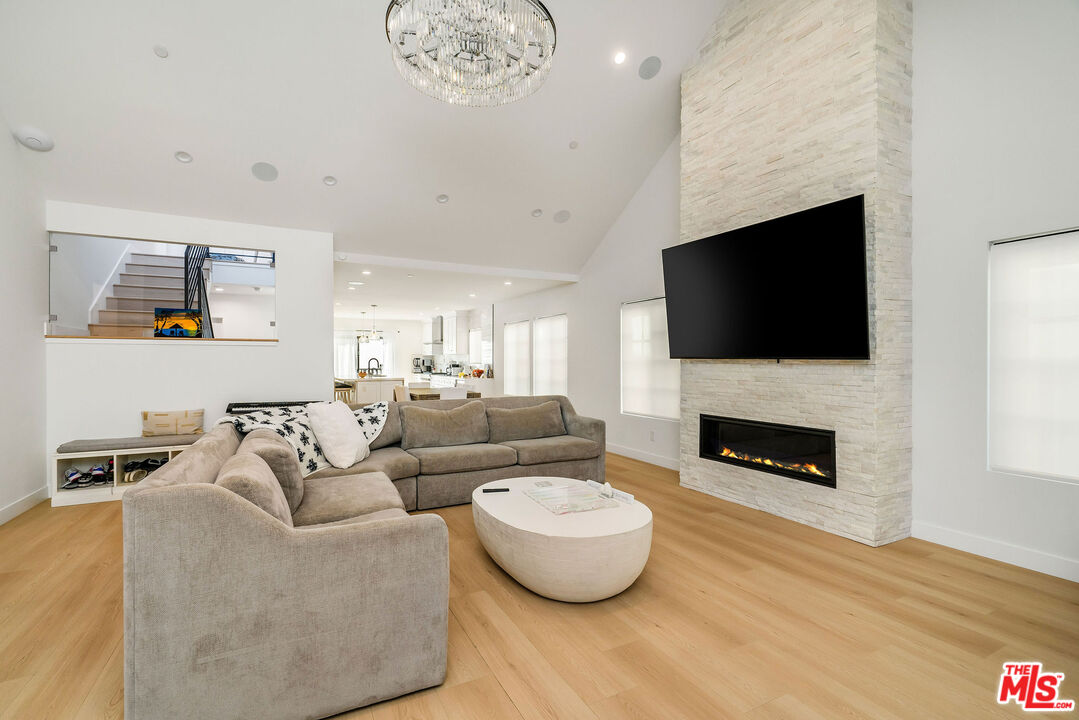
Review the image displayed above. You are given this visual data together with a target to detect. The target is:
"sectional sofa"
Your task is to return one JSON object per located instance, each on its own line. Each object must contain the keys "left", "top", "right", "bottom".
{"left": 334, "top": 394, "right": 605, "bottom": 509}
{"left": 122, "top": 395, "right": 604, "bottom": 720}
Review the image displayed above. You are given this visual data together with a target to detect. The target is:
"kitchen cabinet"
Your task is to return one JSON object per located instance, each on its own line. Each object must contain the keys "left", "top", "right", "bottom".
{"left": 442, "top": 311, "right": 471, "bottom": 356}
{"left": 444, "top": 313, "right": 457, "bottom": 354}
{"left": 352, "top": 381, "right": 381, "bottom": 405}
{"left": 351, "top": 379, "right": 403, "bottom": 405}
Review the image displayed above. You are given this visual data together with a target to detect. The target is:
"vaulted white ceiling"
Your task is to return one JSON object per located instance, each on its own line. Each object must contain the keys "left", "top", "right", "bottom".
{"left": 0, "top": 0, "right": 724, "bottom": 274}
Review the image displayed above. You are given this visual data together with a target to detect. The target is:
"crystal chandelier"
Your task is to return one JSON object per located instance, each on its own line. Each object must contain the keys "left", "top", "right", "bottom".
{"left": 385, "top": 0, "right": 557, "bottom": 107}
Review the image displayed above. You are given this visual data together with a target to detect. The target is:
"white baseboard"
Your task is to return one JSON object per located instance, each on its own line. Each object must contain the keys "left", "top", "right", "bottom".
{"left": 606, "top": 443, "right": 679, "bottom": 471}
{"left": 912, "top": 520, "right": 1079, "bottom": 583}
{"left": 0, "top": 486, "right": 49, "bottom": 526}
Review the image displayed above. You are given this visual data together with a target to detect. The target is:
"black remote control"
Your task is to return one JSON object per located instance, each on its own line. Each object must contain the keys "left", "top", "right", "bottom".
{"left": 482, "top": 488, "right": 510, "bottom": 493}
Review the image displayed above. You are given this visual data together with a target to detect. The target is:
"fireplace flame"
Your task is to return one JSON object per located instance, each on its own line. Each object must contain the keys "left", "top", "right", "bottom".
{"left": 720, "top": 446, "right": 830, "bottom": 478}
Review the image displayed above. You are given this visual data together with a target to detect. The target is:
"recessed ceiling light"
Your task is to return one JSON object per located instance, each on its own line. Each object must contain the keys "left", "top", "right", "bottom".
{"left": 639, "top": 56, "right": 662, "bottom": 80}
{"left": 407, "top": 273, "right": 415, "bottom": 278}
{"left": 251, "top": 162, "right": 278, "bottom": 182}
{"left": 469, "top": 293, "right": 476, "bottom": 298}
{"left": 504, "top": 281, "right": 513, "bottom": 285}
{"left": 13, "top": 126, "right": 55, "bottom": 152}
{"left": 568, "top": 141, "right": 579, "bottom": 150}
{"left": 436, "top": 194, "right": 450, "bottom": 204}
{"left": 614, "top": 51, "right": 626, "bottom": 65}
{"left": 348, "top": 286, "right": 356, "bottom": 291}
{"left": 174, "top": 150, "right": 193, "bottom": 163}
{"left": 336, "top": 254, "right": 346, "bottom": 260}
{"left": 553, "top": 210, "right": 572, "bottom": 223}
{"left": 348, "top": 281, "right": 365, "bottom": 286}
{"left": 531, "top": 209, "right": 543, "bottom": 217}
{"left": 153, "top": 45, "right": 169, "bottom": 59}
{"left": 362, "top": 270, "right": 372, "bottom": 275}
{"left": 214, "top": 287, "right": 223, "bottom": 293}
{"left": 335, "top": 302, "right": 342, "bottom": 306}
{"left": 323, "top": 176, "right": 338, "bottom": 186}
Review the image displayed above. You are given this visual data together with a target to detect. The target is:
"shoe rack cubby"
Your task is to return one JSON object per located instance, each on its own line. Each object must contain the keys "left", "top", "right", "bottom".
{"left": 51, "top": 442, "right": 192, "bottom": 508}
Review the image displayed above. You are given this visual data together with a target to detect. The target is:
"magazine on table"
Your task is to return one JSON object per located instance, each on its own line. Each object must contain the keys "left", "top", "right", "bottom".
{"left": 524, "top": 484, "right": 620, "bottom": 515}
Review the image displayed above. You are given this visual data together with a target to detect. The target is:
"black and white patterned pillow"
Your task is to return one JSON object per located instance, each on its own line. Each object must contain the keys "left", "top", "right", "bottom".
{"left": 216, "top": 402, "right": 389, "bottom": 477}
{"left": 352, "top": 401, "right": 390, "bottom": 443}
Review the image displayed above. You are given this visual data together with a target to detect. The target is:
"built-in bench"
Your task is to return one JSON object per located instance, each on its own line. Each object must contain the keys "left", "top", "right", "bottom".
{"left": 53, "top": 434, "right": 201, "bottom": 507}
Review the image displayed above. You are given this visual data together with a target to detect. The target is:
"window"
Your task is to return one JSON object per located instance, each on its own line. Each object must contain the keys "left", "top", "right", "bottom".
{"left": 989, "top": 230, "right": 1079, "bottom": 482}
{"left": 503, "top": 320, "right": 532, "bottom": 395}
{"left": 621, "top": 298, "right": 680, "bottom": 420}
{"left": 358, "top": 337, "right": 392, "bottom": 376}
{"left": 533, "top": 314, "right": 568, "bottom": 395}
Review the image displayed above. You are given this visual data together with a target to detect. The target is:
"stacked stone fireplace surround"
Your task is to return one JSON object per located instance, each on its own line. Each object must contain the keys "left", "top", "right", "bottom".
{"left": 678, "top": 0, "right": 913, "bottom": 546}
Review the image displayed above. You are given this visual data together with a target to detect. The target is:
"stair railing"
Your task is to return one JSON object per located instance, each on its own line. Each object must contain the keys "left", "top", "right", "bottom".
{"left": 183, "top": 245, "right": 214, "bottom": 338}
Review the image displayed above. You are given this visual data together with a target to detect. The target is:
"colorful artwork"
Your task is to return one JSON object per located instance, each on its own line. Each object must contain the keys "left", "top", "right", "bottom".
{"left": 154, "top": 308, "right": 203, "bottom": 338}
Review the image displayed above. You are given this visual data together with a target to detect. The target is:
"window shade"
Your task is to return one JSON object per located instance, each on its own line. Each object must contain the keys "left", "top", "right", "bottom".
{"left": 988, "top": 230, "right": 1079, "bottom": 481}
{"left": 533, "top": 314, "right": 568, "bottom": 396}
{"left": 621, "top": 298, "right": 680, "bottom": 420}
{"left": 333, "top": 332, "right": 357, "bottom": 378}
{"left": 503, "top": 320, "right": 532, "bottom": 396}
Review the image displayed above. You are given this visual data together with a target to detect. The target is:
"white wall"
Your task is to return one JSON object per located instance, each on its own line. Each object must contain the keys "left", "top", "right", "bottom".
{"left": 495, "top": 139, "right": 681, "bottom": 469}
{"left": 49, "top": 233, "right": 131, "bottom": 334}
{"left": 0, "top": 130, "right": 49, "bottom": 523}
{"left": 45, "top": 202, "right": 334, "bottom": 495}
{"left": 912, "top": 0, "right": 1079, "bottom": 580}
{"left": 210, "top": 291, "right": 276, "bottom": 340}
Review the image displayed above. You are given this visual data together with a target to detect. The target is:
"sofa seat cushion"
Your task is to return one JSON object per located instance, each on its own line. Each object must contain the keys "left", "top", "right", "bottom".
{"left": 399, "top": 400, "right": 489, "bottom": 450}
{"left": 297, "top": 507, "right": 409, "bottom": 529}
{"left": 57, "top": 434, "right": 202, "bottom": 454}
{"left": 499, "top": 436, "right": 601, "bottom": 466}
{"left": 406, "top": 443, "right": 517, "bottom": 475}
{"left": 291, "top": 471, "right": 405, "bottom": 527}
{"left": 215, "top": 453, "right": 294, "bottom": 526}
{"left": 306, "top": 446, "right": 419, "bottom": 481}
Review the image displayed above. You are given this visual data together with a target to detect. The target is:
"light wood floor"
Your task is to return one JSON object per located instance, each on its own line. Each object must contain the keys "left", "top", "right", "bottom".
{"left": 1, "top": 454, "right": 1076, "bottom": 719}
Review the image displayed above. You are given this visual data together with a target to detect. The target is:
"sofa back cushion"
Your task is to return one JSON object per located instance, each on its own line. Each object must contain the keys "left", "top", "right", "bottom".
{"left": 216, "top": 453, "right": 294, "bottom": 526}
{"left": 369, "top": 402, "right": 402, "bottom": 450}
{"left": 137, "top": 424, "right": 241, "bottom": 491}
{"left": 399, "top": 400, "right": 489, "bottom": 450}
{"left": 238, "top": 429, "right": 304, "bottom": 513}
{"left": 486, "top": 400, "right": 567, "bottom": 444}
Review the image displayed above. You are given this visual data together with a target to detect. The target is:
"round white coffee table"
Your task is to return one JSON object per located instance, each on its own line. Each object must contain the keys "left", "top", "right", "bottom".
{"left": 472, "top": 476, "right": 653, "bottom": 603}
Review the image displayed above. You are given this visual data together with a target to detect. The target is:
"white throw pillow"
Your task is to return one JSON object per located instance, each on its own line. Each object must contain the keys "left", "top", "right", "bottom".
{"left": 307, "top": 401, "right": 371, "bottom": 469}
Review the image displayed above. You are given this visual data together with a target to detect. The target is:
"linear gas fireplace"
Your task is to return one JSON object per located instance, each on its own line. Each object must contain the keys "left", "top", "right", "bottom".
{"left": 699, "top": 415, "right": 836, "bottom": 488}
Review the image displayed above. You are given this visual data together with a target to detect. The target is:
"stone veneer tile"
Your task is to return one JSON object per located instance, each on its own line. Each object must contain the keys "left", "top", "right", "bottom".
{"left": 679, "top": 0, "right": 912, "bottom": 546}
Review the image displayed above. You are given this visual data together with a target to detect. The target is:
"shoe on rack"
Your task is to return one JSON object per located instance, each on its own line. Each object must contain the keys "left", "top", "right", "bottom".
{"left": 89, "top": 465, "right": 108, "bottom": 486}
{"left": 106, "top": 458, "right": 115, "bottom": 484}
{"left": 62, "top": 467, "right": 83, "bottom": 490}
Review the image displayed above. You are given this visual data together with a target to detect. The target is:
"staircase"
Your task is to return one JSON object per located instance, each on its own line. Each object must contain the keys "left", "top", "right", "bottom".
{"left": 89, "top": 253, "right": 186, "bottom": 337}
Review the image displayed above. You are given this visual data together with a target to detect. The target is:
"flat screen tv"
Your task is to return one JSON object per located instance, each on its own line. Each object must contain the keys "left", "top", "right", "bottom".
{"left": 662, "top": 195, "right": 870, "bottom": 360}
